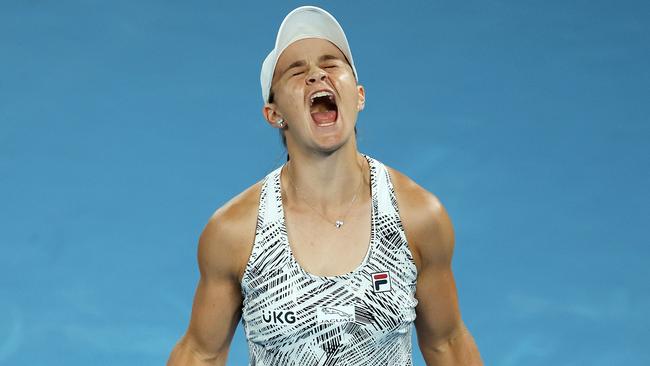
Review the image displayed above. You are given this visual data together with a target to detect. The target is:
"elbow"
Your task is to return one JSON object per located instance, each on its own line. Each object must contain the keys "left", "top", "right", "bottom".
{"left": 167, "top": 335, "right": 226, "bottom": 366}
{"left": 419, "top": 326, "right": 483, "bottom": 366}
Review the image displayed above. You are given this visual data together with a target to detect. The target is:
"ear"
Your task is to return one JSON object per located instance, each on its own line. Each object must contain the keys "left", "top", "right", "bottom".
{"left": 262, "top": 103, "right": 284, "bottom": 129}
{"left": 356, "top": 85, "right": 366, "bottom": 111}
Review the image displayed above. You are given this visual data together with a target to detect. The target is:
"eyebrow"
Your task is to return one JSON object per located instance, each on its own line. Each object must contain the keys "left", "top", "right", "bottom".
{"left": 281, "top": 54, "right": 343, "bottom": 76}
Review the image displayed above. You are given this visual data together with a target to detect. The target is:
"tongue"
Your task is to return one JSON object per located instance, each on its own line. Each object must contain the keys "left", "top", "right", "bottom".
{"left": 311, "top": 111, "right": 337, "bottom": 124}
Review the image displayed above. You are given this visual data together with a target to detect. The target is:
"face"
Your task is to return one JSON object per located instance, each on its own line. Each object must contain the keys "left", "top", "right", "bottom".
{"left": 264, "top": 38, "right": 365, "bottom": 154}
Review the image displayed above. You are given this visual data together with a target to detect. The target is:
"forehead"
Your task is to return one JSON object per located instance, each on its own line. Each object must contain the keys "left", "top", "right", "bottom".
{"left": 273, "top": 38, "right": 347, "bottom": 77}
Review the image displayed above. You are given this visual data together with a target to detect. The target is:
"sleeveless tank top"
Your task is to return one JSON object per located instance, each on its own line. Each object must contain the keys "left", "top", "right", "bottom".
{"left": 240, "top": 154, "right": 418, "bottom": 365}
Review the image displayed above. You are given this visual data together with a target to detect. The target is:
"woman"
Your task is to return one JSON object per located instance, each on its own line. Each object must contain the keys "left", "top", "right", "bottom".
{"left": 168, "top": 6, "right": 482, "bottom": 365}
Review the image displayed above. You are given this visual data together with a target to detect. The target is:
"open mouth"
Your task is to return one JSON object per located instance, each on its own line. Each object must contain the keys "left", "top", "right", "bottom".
{"left": 309, "top": 90, "right": 338, "bottom": 126}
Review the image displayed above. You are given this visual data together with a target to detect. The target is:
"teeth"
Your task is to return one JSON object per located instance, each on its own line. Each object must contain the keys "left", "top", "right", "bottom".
{"left": 310, "top": 91, "right": 334, "bottom": 105}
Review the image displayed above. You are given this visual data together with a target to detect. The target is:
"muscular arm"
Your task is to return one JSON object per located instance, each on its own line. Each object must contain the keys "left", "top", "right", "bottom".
{"left": 390, "top": 168, "right": 483, "bottom": 366}
{"left": 167, "top": 185, "right": 260, "bottom": 366}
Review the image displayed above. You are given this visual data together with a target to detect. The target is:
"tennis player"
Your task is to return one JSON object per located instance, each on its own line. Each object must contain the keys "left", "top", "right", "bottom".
{"left": 168, "top": 6, "right": 482, "bottom": 365}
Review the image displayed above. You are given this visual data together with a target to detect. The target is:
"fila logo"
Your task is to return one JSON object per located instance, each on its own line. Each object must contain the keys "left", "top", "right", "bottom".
{"left": 261, "top": 309, "right": 296, "bottom": 324}
{"left": 371, "top": 271, "right": 392, "bottom": 293}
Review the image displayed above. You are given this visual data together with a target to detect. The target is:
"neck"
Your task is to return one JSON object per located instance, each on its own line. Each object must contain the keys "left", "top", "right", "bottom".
{"left": 283, "top": 145, "right": 368, "bottom": 211}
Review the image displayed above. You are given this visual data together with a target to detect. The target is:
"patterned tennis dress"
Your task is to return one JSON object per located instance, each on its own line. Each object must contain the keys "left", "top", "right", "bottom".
{"left": 240, "top": 154, "right": 418, "bottom": 365}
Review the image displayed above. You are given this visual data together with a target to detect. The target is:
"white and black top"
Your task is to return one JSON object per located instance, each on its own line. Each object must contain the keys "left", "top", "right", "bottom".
{"left": 241, "top": 154, "right": 418, "bottom": 365}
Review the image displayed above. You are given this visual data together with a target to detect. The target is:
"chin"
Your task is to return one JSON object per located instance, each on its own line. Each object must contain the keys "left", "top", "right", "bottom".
{"left": 312, "top": 131, "right": 354, "bottom": 155}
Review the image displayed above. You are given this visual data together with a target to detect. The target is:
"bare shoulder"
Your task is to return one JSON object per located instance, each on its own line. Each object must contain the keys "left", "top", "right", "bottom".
{"left": 198, "top": 180, "right": 263, "bottom": 282}
{"left": 385, "top": 165, "right": 455, "bottom": 270}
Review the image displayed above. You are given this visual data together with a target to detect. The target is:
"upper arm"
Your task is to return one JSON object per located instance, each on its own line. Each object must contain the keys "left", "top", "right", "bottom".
{"left": 182, "top": 217, "right": 245, "bottom": 361}
{"left": 388, "top": 168, "right": 463, "bottom": 345}
{"left": 408, "top": 195, "right": 463, "bottom": 347}
{"left": 169, "top": 185, "right": 260, "bottom": 365}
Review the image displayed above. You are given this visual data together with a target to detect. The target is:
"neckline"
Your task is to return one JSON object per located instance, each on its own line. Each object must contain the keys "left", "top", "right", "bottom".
{"left": 276, "top": 154, "right": 377, "bottom": 281}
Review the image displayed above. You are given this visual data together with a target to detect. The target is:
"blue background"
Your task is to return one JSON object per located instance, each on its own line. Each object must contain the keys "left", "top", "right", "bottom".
{"left": 1, "top": 1, "right": 649, "bottom": 365}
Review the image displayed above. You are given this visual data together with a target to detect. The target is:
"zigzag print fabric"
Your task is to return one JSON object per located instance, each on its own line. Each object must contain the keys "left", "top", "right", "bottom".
{"left": 241, "top": 154, "right": 418, "bottom": 365}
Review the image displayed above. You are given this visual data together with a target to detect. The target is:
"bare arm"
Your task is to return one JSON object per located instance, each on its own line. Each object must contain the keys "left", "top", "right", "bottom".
{"left": 167, "top": 187, "right": 259, "bottom": 366}
{"left": 391, "top": 169, "right": 483, "bottom": 365}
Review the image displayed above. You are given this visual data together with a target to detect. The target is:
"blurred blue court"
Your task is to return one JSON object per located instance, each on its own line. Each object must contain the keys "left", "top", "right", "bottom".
{"left": 1, "top": 1, "right": 649, "bottom": 365}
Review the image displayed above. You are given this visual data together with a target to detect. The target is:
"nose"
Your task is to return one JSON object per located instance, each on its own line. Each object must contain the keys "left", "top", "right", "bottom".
{"left": 306, "top": 67, "right": 327, "bottom": 84}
